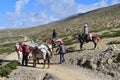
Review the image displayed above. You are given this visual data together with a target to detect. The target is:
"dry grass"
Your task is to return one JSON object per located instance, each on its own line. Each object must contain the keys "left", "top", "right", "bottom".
{"left": 0, "top": 4, "right": 120, "bottom": 42}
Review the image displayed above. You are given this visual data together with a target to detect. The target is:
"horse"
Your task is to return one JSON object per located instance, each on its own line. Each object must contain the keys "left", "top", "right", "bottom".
{"left": 32, "top": 44, "right": 52, "bottom": 68}
{"left": 44, "top": 38, "right": 63, "bottom": 55}
{"left": 15, "top": 43, "right": 20, "bottom": 61}
{"left": 73, "top": 33, "right": 100, "bottom": 50}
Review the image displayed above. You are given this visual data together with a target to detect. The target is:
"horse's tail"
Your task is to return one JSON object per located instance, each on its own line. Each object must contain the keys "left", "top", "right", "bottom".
{"left": 97, "top": 37, "right": 101, "bottom": 43}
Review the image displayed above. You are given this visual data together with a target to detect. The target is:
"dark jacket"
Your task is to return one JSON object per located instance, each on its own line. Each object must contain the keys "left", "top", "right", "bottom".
{"left": 52, "top": 31, "right": 57, "bottom": 38}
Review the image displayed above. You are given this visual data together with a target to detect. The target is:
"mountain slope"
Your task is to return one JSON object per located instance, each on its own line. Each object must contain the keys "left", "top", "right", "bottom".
{"left": 0, "top": 4, "right": 120, "bottom": 39}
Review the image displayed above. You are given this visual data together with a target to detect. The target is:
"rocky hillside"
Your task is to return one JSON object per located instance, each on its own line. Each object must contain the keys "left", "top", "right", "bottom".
{"left": 77, "top": 44, "right": 120, "bottom": 80}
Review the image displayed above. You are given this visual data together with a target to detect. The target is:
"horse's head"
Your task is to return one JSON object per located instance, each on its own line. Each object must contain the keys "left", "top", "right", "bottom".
{"left": 45, "top": 38, "right": 52, "bottom": 44}
{"left": 73, "top": 34, "right": 81, "bottom": 39}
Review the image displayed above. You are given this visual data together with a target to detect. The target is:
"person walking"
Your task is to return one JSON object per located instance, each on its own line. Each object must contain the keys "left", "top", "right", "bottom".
{"left": 22, "top": 44, "right": 30, "bottom": 66}
{"left": 56, "top": 41, "right": 66, "bottom": 64}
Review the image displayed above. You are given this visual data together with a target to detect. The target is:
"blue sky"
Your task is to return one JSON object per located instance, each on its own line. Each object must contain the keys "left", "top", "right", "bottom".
{"left": 0, "top": 0, "right": 120, "bottom": 29}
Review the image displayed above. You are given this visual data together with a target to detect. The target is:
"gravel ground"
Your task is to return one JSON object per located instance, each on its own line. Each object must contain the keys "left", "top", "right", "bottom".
{"left": 6, "top": 66, "right": 59, "bottom": 80}
{"left": 0, "top": 37, "right": 120, "bottom": 80}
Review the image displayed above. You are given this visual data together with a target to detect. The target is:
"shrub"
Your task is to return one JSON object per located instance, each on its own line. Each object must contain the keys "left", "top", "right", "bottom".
{"left": 67, "top": 47, "right": 75, "bottom": 52}
{"left": 98, "top": 30, "right": 120, "bottom": 39}
{"left": 0, "top": 66, "right": 11, "bottom": 77}
{"left": 107, "top": 40, "right": 120, "bottom": 45}
{"left": 64, "top": 39, "right": 75, "bottom": 45}
{"left": 0, "top": 43, "right": 15, "bottom": 54}
{"left": 116, "top": 53, "right": 120, "bottom": 62}
{"left": 0, "top": 60, "right": 19, "bottom": 77}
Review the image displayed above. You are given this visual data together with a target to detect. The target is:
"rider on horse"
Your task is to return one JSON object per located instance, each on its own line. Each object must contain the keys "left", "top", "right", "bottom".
{"left": 52, "top": 29, "right": 57, "bottom": 46}
{"left": 82, "top": 24, "right": 88, "bottom": 43}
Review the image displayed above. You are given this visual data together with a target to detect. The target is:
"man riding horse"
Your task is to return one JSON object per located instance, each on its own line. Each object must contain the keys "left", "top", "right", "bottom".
{"left": 52, "top": 29, "right": 57, "bottom": 46}
{"left": 82, "top": 24, "right": 88, "bottom": 43}
{"left": 73, "top": 24, "right": 100, "bottom": 50}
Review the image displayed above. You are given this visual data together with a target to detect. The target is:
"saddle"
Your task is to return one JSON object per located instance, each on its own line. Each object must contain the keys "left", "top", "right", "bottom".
{"left": 82, "top": 34, "right": 97, "bottom": 42}
{"left": 86, "top": 34, "right": 97, "bottom": 41}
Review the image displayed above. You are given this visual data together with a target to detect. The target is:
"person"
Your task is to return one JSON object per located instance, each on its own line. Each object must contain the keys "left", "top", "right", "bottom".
{"left": 22, "top": 44, "right": 30, "bottom": 66}
{"left": 52, "top": 29, "right": 57, "bottom": 46}
{"left": 56, "top": 41, "right": 66, "bottom": 64}
{"left": 82, "top": 24, "right": 88, "bottom": 42}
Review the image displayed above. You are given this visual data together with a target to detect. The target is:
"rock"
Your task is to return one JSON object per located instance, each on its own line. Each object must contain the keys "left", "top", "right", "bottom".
{"left": 43, "top": 73, "right": 53, "bottom": 80}
{"left": 82, "top": 59, "right": 92, "bottom": 69}
{"left": 81, "top": 58, "right": 86, "bottom": 65}
{"left": 107, "top": 58, "right": 113, "bottom": 65}
{"left": 77, "top": 58, "right": 82, "bottom": 66}
{"left": 108, "top": 72, "right": 115, "bottom": 77}
{"left": 90, "top": 63, "right": 97, "bottom": 70}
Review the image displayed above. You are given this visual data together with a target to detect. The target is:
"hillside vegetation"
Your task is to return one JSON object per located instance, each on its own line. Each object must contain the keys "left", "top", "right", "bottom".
{"left": 0, "top": 4, "right": 120, "bottom": 41}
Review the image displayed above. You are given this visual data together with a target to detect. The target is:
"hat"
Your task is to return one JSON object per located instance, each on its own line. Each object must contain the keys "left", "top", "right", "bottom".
{"left": 56, "top": 39, "right": 63, "bottom": 43}
{"left": 84, "top": 24, "right": 87, "bottom": 27}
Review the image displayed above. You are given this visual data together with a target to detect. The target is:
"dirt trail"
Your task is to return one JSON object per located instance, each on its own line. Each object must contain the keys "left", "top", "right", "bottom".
{"left": 1, "top": 37, "right": 120, "bottom": 80}
{"left": 37, "top": 65, "right": 100, "bottom": 80}
{"left": 1, "top": 51, "right": 101, "bottom": 80}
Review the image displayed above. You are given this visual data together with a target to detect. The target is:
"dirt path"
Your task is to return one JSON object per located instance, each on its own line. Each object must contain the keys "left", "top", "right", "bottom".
{"left": 1, "top": 51, "right": 102, "bottom": 80}
{"left": 37, "top": 65, "right": 101, "bottom": 80}
{"left": 1, "top": 37, "right": 119, "bottom": 80}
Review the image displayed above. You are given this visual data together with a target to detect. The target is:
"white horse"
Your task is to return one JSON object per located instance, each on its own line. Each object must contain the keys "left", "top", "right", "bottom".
{"left": 32, "top": 43, "right": 52, "bottom": 68}
{"left": 15, "top": 43, "right": 21, "bottom": 62}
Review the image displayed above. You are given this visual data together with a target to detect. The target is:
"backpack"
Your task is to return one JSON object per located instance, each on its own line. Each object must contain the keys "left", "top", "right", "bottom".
{"left": 25, "top": 46, "right": 30, "bottom": 53}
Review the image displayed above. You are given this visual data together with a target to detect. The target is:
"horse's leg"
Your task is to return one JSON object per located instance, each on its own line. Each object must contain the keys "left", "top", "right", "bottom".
{"left": 52, "top": 47, "right": 54, "bottom": 55}
{"left": 33, "top": 54, "right": 36, "bottom": 67}
{"left": 45, "top": 50, "right": 50, "bottom": 68}
{"left": 80, "top": 42, "right": 83, "bottom": 50}
{"left": 93, "top": 38, "right": 97, "bottom": 49}
{"left": 47, "top": 58, "right": 50, "bottom": 68}
{"left": 43, "top": 52, "right": 46, "bottom": 68}
{"left": 43, "top": 59, "right": 46, "bottom": 68}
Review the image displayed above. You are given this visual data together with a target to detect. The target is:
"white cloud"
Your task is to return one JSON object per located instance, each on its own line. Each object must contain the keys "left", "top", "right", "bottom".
{"left": 76, "top": 0, "right": 108, "bottom": 13}
{"left": 15, "top": 0, "right": 29, "bottom": 16}
{"left": 4, "top": 0, "right": 119, "bottom": 29}
{"left": 112, "top": 0, "right": 120, "bottom": 5}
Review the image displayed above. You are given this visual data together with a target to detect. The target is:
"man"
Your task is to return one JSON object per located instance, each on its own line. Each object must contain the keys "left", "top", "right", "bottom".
{"left": 56, "top": 41, "right": 66, "bottom": 64}
{"left": 82, "top": 24, "right": 88, "bottom": 43}
{"left": 22, "top": 44, "right": 29, "bottom": 66}
{"left": 52, "top": 29, "right": 57, "bottom": 46}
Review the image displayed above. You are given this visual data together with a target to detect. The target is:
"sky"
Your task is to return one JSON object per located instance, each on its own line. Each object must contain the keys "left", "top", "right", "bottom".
{"left": 0, "top": 0, "right": 120, "bottom": 29}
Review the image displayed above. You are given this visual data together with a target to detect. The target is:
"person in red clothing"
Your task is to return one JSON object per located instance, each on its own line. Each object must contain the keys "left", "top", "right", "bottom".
{"left": 22, "top": 44, "right": 30, "bottom": 66}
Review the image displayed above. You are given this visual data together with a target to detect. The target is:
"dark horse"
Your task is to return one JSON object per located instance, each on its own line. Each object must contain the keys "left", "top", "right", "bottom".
{"left": 73, "top": 33, "right": 100, "bottom": 50}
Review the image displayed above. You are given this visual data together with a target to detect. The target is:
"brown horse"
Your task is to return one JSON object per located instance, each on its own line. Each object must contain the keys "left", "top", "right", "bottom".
{"left": 73, "top": 33, "right": 100, "bottom": 50}
{"left": 44, "top": 38, "right": 63, "bottom": 55}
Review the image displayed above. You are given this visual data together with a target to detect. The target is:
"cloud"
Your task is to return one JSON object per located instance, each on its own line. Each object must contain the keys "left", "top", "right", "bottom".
{"left": 3, "top": 0, "right": 119, "bottom": 29}
{"left": 76, "top": 0, "right": 108, "bottom": 13}
{"left": 15, "top": 0, "right": 29, "bottom": 16}
{"left": 112, "top": 0, "right": 120, "bottom": 5}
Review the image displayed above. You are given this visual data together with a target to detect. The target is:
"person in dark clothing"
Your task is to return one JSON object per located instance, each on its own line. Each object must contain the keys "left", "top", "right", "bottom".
{"left": 22, "top": 44, "right": 29, "bottom": 66}
{"left": 52, "top": 29, "right": 57, "bottom": 46}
